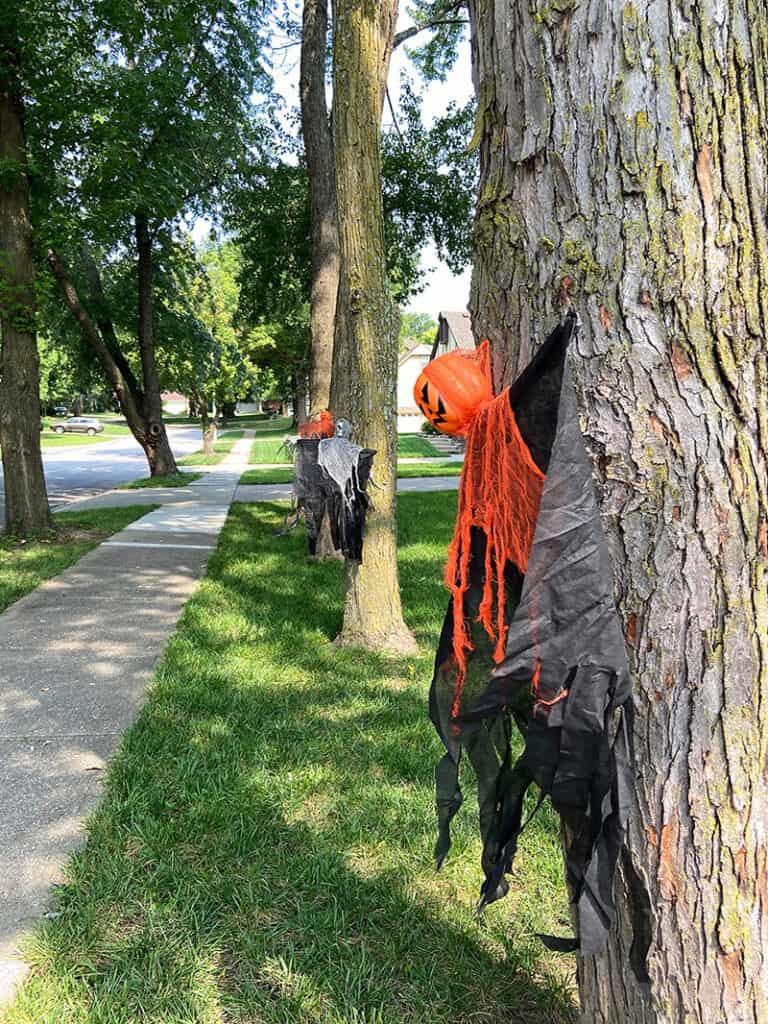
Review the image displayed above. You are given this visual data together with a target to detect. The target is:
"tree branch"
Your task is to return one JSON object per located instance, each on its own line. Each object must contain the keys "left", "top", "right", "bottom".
{"left": 80, "top": 244, "right": 144, "bottom": 401}
{"left": 46, "top": 248, "right": 145, "bottom": 427}
{"left": 385, "top": 87, "right": 406, "bottom": 143}
{"left": 393, "top": 8, "right": 467, "bottom": 49}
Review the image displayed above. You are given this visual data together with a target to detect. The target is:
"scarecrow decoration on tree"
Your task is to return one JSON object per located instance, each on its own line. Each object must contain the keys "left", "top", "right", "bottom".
{"left": 416, "top": 313, "right": 634, "bottom": 955}
{"left": 291, "top": 413, "right": 375, "bottom": 561}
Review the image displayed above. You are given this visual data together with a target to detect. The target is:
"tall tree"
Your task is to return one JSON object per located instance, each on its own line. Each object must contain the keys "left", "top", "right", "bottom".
{"left": 300, "top": 0, "right": 338, "bottom": 419}
{"left": 33, "top": 0, "right": 270, "bottom": 475}
{"left": 0, "top": 17, "right": 50, "bottom": 534}
{"left": 296, "top": 0, "right": 472, "bottom": 422}
{"left": 468, "top": 0, "right": 768, "bottom": 1019}
{"left": 331, "top": 0, "right": 416, "bottom": 653}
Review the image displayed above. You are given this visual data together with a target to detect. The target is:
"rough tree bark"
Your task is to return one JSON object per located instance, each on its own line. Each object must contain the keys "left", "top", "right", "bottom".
{"left": 135, "top": 212, "right": 177, "bottom": 476}
{"left": 468, "top": 2, "right": 768, "bottom": 1021}
{"left": 0, "top": 36, "right": 50, "bottom": 534}
{"left": 330, "top": 0, "right": 416, "bottom": 653}
{"left": 301, "top": 0, "right": 339, "bottom": 419}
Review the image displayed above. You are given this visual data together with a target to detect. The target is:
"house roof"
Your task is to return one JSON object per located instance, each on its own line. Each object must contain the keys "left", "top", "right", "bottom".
{"left": 438, "top": 310, "right": 475, "bottom": 351}
{"left": 398, "top": 339, "right": 432, "bottom": 366}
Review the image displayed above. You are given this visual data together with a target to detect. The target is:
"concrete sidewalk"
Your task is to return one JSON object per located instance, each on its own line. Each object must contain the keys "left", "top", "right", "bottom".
{"left": 234, "top": 475, "right": 460, "bottom": 504}
{"left": 0, "top": 434, "right": 253, "bottom": 1005}
{"left": 65, "top": 472, "right": 461, "bottom": 514}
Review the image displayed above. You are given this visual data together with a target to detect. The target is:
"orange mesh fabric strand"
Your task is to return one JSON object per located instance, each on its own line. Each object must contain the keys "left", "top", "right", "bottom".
{"left": 445, "top": 344, "right": 545, "bottom": 718}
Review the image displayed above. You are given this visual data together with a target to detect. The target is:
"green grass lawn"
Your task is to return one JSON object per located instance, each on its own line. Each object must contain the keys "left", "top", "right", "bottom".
{"left": 249, "top": 432, "right": 443, "bottom": 466}
{"left": 39, "top": 433, "right": 110, "bottom": 448}
{"left": 249, "top": 436, "right": 293, "bottom": 464}
{"left": 179, "top": 431, "right": 245, "bottom": 467}
{"left": 395, "top": 460, "right": 462, "bottom": 478}
{"left": 163, "top": 413, "right": 282, "bottom": 428}
{"left": 0, "top": 506, "right": 155, "bottom": 614}
{"left": 118, "top": 471, "right": 203, "bottom": 490}
{"left": 239, "top": 460, "right": 464, "bottom": 485}
{"left": 396, "top": 433, "right": 442, "bottom": 458}
{"left": 5, "top": 493, "right": 575, "bottom": 1024}
{"left": 36, "top": 421, "right": 133, "bottom": 448}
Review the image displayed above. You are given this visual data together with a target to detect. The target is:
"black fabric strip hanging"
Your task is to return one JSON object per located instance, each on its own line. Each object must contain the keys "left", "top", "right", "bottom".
{"left": 429, "top": 315, "right": 634, "bottom": 956}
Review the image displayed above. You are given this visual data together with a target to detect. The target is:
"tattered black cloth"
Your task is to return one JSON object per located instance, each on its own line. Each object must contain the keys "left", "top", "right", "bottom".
{"left": 293, "top": 437, "right": 375, "bottom": 562}
{"left": 429, "top": 315, "right": 634, "bottom": 955}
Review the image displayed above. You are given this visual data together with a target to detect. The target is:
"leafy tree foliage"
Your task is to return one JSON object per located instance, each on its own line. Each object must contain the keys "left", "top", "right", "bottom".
{"left": 399, "top": 311, "right": 437, "bottom": 351}
{"left": 232, "top": 84, "right": 476, "bottom": 359}
{"left": 382, "top": 82, "right": 476, "bottom": 299}
{"left": 396, "top": 1, "right": 469, "bottom": 81}
{"left": 231, "top": 160, "right": 311, "bottom": 408}
{"left": 19, "top": 0, "right": 274, "bottom": 473}
{"left": 28, "top": 0, "right": 272, "bottom": 252}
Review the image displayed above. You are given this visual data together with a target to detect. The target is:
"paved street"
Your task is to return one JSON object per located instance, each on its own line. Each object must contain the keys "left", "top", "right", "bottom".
{"left": 0, "top": 427, "right": 202, "bottom": 524}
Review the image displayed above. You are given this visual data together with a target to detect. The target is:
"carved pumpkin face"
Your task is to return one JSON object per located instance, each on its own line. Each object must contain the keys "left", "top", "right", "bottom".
{"left": 414, "top": 349, "right": 493, "bottom": 435}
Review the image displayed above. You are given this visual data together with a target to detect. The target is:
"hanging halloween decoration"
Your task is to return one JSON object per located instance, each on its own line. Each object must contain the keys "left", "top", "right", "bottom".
{"left": 414, "top": 348, "right": 493, "bottom": 435}
{"left": 427, "top": 314, "right": 634, "bottom": 956}
{"left": 292, "top": 433, "right": 375, "bottom": 561}
{"left": 298, "top": 410, "right": 336, "bottom": 439}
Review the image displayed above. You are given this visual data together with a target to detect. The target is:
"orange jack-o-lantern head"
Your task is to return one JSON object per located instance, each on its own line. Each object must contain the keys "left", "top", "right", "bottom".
{"left": 414, "top": 346, "right": 493, "bottom": 435}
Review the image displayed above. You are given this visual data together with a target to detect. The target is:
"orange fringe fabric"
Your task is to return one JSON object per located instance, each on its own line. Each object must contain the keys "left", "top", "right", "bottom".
{"left": 445, "top": 343, "right": 545, "bottom": 718}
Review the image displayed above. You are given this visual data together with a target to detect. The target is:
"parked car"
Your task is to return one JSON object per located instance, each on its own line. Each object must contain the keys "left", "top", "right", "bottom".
{"left": 53, "top": 405, "right": 69, "bottom": 415}
{"left": 51, "top": 416, "right": 105, "bottom": 436}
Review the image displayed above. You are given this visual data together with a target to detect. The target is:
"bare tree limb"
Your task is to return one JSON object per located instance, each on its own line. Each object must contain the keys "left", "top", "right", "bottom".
{"left": 393, "top": 3, "right": 467, "bottom": 49}
{"left": 385, "top": 87, "right": 405, "bottom": 143}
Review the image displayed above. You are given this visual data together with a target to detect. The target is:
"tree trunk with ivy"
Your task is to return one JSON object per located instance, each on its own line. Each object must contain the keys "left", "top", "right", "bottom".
{"left": 301, "top": 0, "right": 339, "bottom": 420}
{"left": 468, "top": 1, "right": 768, "bottom": 1020}
{"left": 331, "top": 0, "right": 416, "bottom": 654}
{"left": 0, "top": 39, "right": 51, "bottom": 535}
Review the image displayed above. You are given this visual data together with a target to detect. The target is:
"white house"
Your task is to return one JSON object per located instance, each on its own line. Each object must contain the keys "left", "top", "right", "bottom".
{"left": 161, "top": 391, "right": 187, "bottom": 415}
{"left": 397, "top": 337, "right": 432, "bottom": 433}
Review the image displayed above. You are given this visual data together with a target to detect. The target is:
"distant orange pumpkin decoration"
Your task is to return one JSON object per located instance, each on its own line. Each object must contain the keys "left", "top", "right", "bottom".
{"left": 298, "top": 410, "right": 335, "bottom": 439}
{"left": 414, "top": 347, "right": 493, "bottom": 435}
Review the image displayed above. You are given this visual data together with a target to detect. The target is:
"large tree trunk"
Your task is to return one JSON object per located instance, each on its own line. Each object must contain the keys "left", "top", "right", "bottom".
{"left": 468, "top": 1, "right": 768, "bottom": 1020}
{"left": 0, "top": 39, "right": 50, "bottom": 535}
{"left": 135, "top": 212, "right": 177, "bottom": 476}
{"left": 331, "top": 0, "right": 415, "bottom": 654}
{"left": 301, "top": 0, "right": 340, "bottom": 419}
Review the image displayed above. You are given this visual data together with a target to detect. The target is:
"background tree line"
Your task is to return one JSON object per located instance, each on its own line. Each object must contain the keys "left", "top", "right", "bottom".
{"left": 0, "top": 0, "right": 473, "bottom": 530}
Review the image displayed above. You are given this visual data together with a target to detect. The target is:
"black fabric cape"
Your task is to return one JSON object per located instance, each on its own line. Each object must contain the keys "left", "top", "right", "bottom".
{"left": 429, "top": 314, "right": 634, "bottom": 955}
{"left": 293, "top": 438, "right": 375, "bottom": 562}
